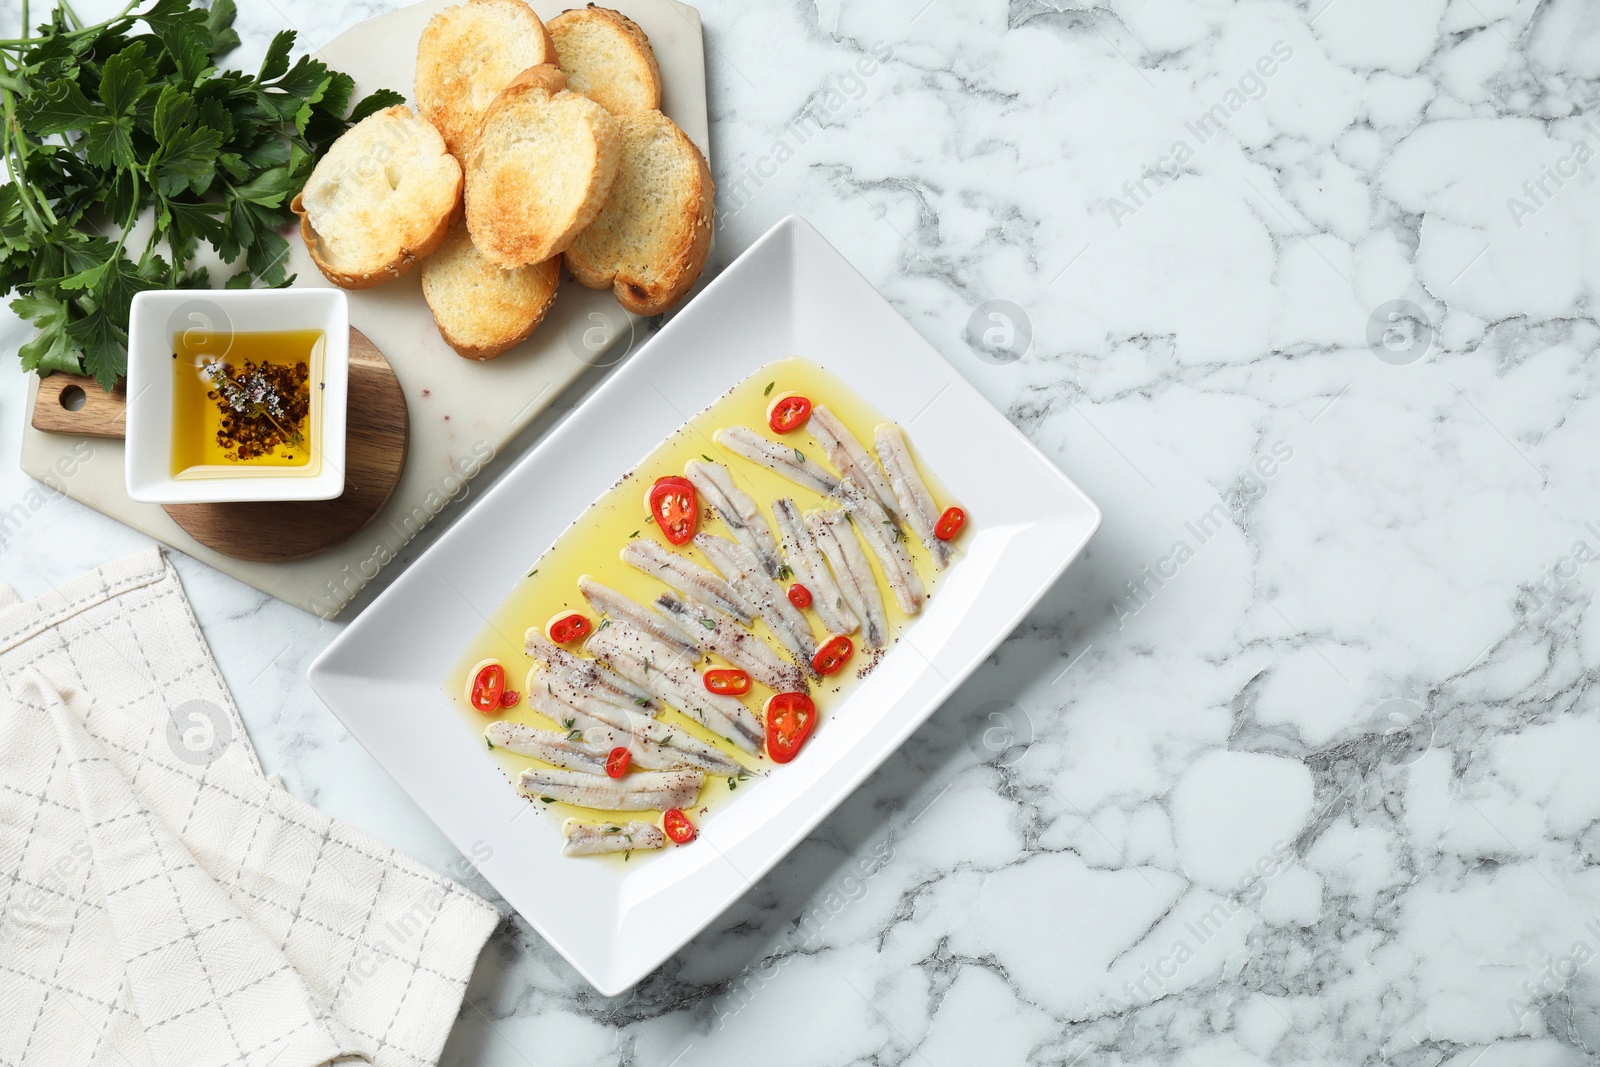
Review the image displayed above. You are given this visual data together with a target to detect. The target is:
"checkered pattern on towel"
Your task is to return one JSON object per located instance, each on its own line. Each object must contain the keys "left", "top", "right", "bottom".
{"left": 0, "top": 547, "right": 499, "bottom": 1066}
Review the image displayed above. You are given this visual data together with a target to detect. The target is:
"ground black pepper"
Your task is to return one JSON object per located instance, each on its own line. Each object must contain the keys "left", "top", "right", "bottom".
{"left": 203, "top": 358, "right": 311, "bottom": 462}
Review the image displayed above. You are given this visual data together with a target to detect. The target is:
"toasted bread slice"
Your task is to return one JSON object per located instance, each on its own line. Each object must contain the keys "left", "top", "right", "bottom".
{"left": 292, "top": 106, "right": 462, "bottom": 289}
{"left": 563, "top": 110, "right": 713, "bottom": 316}
{"left": 464, "top": 65, "right": 621, "bottom": 269}
{"left": 422, "top": 227, "right": 561, "bottom": 360}
{"left": 415, "top": 0, "right": 557, "bottom": 159}
{"left": 548, "top": 5, "right": 661, "bottom": 115}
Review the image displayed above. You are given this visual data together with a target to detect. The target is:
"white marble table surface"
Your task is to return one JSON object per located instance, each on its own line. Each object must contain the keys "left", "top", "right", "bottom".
{"left": 5, "top": 0, "right": 1600, "bottom": 1063}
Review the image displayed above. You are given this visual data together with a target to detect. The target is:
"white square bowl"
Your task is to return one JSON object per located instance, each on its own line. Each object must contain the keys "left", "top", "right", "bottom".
{"left": 307, "top": 217, "right": 1101, "bottom": 994}
{"left": 125, "top": 288, "right": 349, "bottom": 503}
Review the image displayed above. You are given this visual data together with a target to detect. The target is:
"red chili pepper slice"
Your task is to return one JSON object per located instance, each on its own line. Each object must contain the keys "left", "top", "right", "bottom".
{"left": 649, "top": 476, "right": 698, "bottom": 545}
{"left": 605, "top": 747, "right": 631, "bottom": 779}
{"left": 547, "top": 612, "right": 592, "bottom": 644}
{"left": 811, "top": 634, "right": 853, "bottom": 676}
{"left": 468, "top": 661, "right": 506, "bottom": 714}
{"left": 663, "top": 807, "right": 697, "bottom": 844}
{"left": 765, "top": 692, "right": 816, "bottom": 763}
{"left": 499, "top": 688, "right": 521, "bottom": 709}
{"left": 767, "top": 393, "right": 812, "bottom": 434}
{"left": 787, "top": 582, "right": 812, "bottom": 609}
{"left": 934, "top": 506, "right": 966, "bottom": 541}
{"left": 703, "top": 668, "right": 751, "bottom": 696}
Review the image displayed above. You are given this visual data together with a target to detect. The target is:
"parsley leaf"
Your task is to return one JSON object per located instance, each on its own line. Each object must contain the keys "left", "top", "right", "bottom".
{"left": 13, "top": 293, "right": 79, "bottom": 374}
{"left": 0, "top": 1, "right": 397, "bottom": 388}
{"left": 349, "top": 87, "right": 405, "bottom": 123}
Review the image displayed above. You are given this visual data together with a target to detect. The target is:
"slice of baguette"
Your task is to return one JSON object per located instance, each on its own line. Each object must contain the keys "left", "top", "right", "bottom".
{"left": 422, "top": 227, "right": 561, "bottom": 360}
{"left": 464, "top": 65, "right": 621, "bottom": 269}
{"left": 292, "top": 105, "right": 462, "bottom": 289}
{"left": 415, "top": 0, "right": 558, "bottom": 159}
{"left": 548, "top": 5, "right": 661, "bottom": 115}
{"left": 563, "top": 110, "right": 713, "bottom": 316}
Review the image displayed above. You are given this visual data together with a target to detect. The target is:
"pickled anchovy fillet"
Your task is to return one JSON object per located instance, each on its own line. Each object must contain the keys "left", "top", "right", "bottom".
{"left": 807, "top": 508, "right": 889, "bottom": 648}
{"left": 686, "top": 460, "right": 784, "bottom": 577}
{"left": 809, "top": 404, "right": 900, "bottom": 520}
{"left": 876, "top": 424, "right": 954, "bottom": 570}
{"left": 839, "top": 481, "right": 925, "bottom": 616}
{"left": 621, "top": 539, "right": 753, "bottom": 623}
{"left": 518, "top": 767, "right": 702, "bottom": 811}
{"left": 524, "top": 627, "right": 656, "bottom": 711}
{"left": 577, "top": 721, "right": 744, "bottom": 775}
{"left": 772, "top": 497, "right": 858, "bottom": 636}
{"left": 715, "top": 426, "right": 841, "bottom": 497}
{"left": 562, "top": 819, "right": 664, "bottom": 856}
{"left": 579, "top": 576, "right": 700, "bottom": 654}
{"left": 694, "top": 532, "right": 818, "bottom": 675}
{"left": 528, "top": 671, "right": 745, "bottom": 776}
{"left": 485, "top": 721, "right": 609, "bottom": 774}
{"left": 587, "top": 622, "right": 765, "bottom": 753}
{"left": 654, "top": 591, "right": 804, "bottom": 693}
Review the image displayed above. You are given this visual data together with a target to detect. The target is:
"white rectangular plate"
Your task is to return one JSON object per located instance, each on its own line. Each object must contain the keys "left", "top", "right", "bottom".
{"left": 307, "top": 217, "right": 1101, "bottom": 994}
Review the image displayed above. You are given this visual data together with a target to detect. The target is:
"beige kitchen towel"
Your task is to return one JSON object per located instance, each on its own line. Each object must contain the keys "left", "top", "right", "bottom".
{"left": 0, "top": 546, "right": 500, "bottom": 1066}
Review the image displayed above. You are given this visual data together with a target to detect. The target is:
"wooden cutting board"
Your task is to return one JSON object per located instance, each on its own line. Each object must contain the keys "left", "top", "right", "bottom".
{"left": 17, "top": 0, "right": 708, "bottom": 617}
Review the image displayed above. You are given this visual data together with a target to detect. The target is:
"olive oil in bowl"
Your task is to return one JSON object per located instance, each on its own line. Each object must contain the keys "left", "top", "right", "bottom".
{"left": 170, "top": 329, "right": 326, "bottom": 479}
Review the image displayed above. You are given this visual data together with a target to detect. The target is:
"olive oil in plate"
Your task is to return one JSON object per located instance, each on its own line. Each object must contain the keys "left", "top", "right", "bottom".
{"left": 450, "top": 357, "right": 955, "bottom": 861}
{"left": 171, "top": 328, "right": 325, "bottom": 478}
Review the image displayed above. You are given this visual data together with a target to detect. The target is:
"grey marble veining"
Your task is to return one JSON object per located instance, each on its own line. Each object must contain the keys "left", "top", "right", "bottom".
{"left": 3, "top": 0, "right": 1600, "bottom": 1064}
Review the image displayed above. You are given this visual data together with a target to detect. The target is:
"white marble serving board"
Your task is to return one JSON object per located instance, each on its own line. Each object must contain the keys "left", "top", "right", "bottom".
{"left": 18, "top": 0, "right": 708, "bottom": 618}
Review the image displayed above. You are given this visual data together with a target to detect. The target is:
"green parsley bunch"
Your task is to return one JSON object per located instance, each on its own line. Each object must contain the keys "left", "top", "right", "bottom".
{"left": 0, "top": 0, "right": 404, "bottom": 388}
